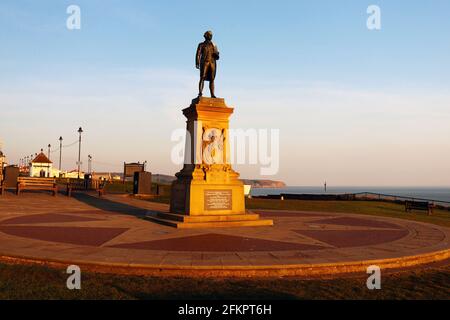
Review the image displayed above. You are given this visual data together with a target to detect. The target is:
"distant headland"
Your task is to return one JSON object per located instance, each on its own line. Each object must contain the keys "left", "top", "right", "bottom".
{"left": 241, "top": 179, "right": 287, "bottom": 189}
{"left": 94, "top": 172, "right": 286, "bottom": 189}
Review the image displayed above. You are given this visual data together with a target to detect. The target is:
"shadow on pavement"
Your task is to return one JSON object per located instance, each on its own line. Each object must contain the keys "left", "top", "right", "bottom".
{"left": 72, "top": 193, "right": 156, "bottom": 217}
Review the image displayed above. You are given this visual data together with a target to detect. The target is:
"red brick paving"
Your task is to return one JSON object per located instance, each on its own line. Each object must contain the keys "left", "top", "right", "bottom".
{"left": 0, "top": 213, "right": 104, "bottom": 225}
{"left": 313, "top": 217, "right": 401, "bottom": 229}
{"left": 0, "top": 226, "right": 128, "bottom": 246}
{"left": 256, "top": 211, "right": 331, "bottom": 218}
{"left": 110, "top": 233, "right": 326, "bottom": 252}
{"left": 295, "top": 229, "right": 409, "bottom": 248}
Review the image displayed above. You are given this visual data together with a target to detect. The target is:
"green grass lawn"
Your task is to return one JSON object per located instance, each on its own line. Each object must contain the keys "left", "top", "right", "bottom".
{"left": 0, "top": 262, "right": 449, "bottom": 300}
{"left": 1, "top": 198, "right": 449, "bottom": 300}
{"left": 105, "top": 181, "right": 134, "bottom": 193}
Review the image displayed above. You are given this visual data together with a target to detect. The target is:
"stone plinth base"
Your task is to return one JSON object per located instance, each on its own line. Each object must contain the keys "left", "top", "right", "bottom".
{"left": 145, "top": 212, "right": 273, "bottom": 229}
{"left": 163, "top": 96, "right": 273, "bottom": 228}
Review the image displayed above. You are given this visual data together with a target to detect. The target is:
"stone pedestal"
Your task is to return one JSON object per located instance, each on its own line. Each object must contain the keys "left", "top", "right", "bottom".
{"left": 148, "top": 97, "right": 273, "bottom": 229}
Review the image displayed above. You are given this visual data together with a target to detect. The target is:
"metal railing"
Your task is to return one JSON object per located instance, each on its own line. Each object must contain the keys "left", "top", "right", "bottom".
{"left": 349, "top": 192, "right": 450, "bottom": 208}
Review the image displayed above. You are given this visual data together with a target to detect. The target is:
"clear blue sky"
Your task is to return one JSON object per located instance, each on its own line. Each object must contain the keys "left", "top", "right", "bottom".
{"left": 1, "top": 0, "right": 450, "bottom": 186}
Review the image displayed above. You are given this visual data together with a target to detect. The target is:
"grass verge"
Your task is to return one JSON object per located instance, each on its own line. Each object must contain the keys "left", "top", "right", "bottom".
{"left": 0, "top": 262, "right": 449, "bottom": 300}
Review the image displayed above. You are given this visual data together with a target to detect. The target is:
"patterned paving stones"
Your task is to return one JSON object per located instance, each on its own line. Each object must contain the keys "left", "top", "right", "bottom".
{"left": 110, "top": 233, "right": 325, "bottom": 252}
{"left": 0, "top": 192, "right": 449, "bottom": 277}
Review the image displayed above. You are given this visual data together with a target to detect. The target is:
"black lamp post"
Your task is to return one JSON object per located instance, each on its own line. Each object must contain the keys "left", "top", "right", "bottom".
{"left": 48, "top": 144, "right": 51, "bottom": 161}
{"left": 77, "top": 127, "right": 83, "bottom": 179}
{"left": 59, "top": 136, "right": 63, "bottom": 172}
{"left": 88, "top": 154, "right": 92, "bottom": 174}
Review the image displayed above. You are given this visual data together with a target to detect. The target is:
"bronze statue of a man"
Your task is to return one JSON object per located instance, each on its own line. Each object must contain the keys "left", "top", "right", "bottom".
{"left": 196, "top": 31, "right": 220, "bottom": 98}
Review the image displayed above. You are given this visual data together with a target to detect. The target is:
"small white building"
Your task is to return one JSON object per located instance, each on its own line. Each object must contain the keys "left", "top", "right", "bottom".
{"left": 30, "top": 152, "right": 57, "bottom": 177}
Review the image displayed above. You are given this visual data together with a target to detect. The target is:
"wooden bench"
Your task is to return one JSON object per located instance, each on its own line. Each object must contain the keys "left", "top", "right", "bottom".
{"left": 17, "top": 177, "right": 58, "bottom": 196}
{"left": 405, "top": 200, "right": 434, "bottom": 215}
{"left": 65, "top": 179, "right": 107, "bottom": 197}
{"left": 66, "top": 179, "right": 88, "bottom": 197}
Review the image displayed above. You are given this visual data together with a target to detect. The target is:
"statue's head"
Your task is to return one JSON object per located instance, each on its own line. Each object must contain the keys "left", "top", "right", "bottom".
{"left": 204, "top": 31, "right": 213, "bottom": 41}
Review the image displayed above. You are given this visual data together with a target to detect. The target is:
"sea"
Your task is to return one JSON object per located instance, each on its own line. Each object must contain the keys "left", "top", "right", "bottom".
{"left": 250, "top": 186, "right": 450, "bottom": 204}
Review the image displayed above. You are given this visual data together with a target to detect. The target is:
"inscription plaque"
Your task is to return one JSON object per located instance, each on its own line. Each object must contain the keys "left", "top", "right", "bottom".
{"left": 204, "top": 189, "right": 232, "bottom": 211}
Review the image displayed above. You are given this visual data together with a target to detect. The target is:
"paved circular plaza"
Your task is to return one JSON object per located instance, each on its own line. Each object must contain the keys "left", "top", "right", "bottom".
{"left": 0, "top": 192, "right": 449, "bottom": 277}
